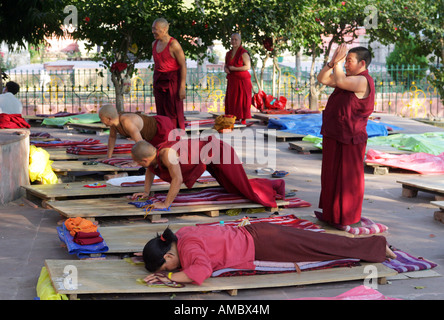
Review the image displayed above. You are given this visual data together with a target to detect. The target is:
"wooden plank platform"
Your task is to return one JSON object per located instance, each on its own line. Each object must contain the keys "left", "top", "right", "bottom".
{"left": 47, "top": 149, "right": 113, "bottom": 160}
{"left": 288, "top": 141, "right": 321, "bottom": 154}
{"left": 431, "top": 201, "right": 444, "bottom": 224}
{"left": 397, "top": 176, "right": 444, "bottom": 199}
{"left": 44, "top": 259, "right": 396, "bottom": 299}
{"left": 99, "top": 223, "right": 192, "bottom": 253}
{"left": 51, "top": 161, "right": 140, "bottom": 174}
{"left": 263, "top": 130, "right": 305, "bottom": 142}
{"left": 65, "top": 123, "right": 109, "bottom": 135}
{"left": 185, "top": 123, "right": 246, "bottom": 133}
{"left": 45, "top": 197, "right": 289, "bottom": 222}
{"left": 22, "top": 179, "right": 220, "bottom": 202}
{"left": 98, "top": 218, "right": 380, "bottom": 254}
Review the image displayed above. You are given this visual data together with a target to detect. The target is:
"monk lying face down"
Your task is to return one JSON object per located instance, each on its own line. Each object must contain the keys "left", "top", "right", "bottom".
{"left": 142, "top": 224, "right": 397, "bottom": 286}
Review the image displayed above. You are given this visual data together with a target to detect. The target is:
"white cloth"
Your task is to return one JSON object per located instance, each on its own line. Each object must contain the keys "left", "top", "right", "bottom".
{"left": 0, "top": 92, "right": 22, "bottom": 114}
{"left": 106, "top": 170, "right": 212, "bottom": 186}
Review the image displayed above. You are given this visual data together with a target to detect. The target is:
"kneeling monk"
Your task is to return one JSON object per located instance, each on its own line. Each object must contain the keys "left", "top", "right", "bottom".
{"left": 130, "top": 137, "right": 285, "bottom": 209}
{"left": 99, "top": 104, "right": 175, "bottom": 158}
{"left": 142, "top": 224, "right": 397, "bottom": 285}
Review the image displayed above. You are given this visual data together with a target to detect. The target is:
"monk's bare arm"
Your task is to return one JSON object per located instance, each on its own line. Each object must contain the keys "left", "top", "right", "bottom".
{"left": 130, "top": 169, "right": 154, "bottom": 200}
{"left": 317, "top": 64, "right": 336, "bottom": 88}
{"left": 333, "top": 63, "right": 368, "bottom": 95}
{"left": 158, "top": 148, "right": 183, "bottom": 207}
{"left": 170, "top": 40, "right": 187, "bottom": 100}
{"left": 228, "top": 53, "right": 251, "bottom": 72}
{"left": 107, "top": 126, "right": 117, "bottom": 158}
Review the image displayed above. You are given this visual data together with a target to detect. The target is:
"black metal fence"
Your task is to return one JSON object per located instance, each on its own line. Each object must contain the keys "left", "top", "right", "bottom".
{"left": 8, "top": 64, "right": 443, "bottom": 118}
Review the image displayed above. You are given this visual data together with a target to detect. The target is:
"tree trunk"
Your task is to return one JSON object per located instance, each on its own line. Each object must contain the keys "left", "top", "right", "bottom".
{"left": 273, "top": 57, "right": 281, "bottom": 97}
{"left": 309, "top": 47, "right": 319, "bottom": 110}
{"left": 0, "top": 67, "right": 3, "bottom": 94}
{"left": 251, "top": 65, "right": 262, "bottom": 92}
{"left": 111, "top": 72, "right": 124, "bottom": 113}
{"left": 260, "top": 54, "right": 269, "bottom": 93}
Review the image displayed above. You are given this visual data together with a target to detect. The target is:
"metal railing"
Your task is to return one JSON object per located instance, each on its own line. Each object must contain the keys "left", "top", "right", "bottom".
{"left": 8, "top": 64, "right": 443, "bottom": 118}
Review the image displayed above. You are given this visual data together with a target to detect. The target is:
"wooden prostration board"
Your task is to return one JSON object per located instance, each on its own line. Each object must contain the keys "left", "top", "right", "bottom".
{"left": 397, "top": 175, "right": 444, "bottom": 198}
{"left": 47, "top": 149, "right": 112, "bottom": 160}
{"left": 45, "top": 197, "right": 289, "bottom": 221}
{"left": 22, "top": 179, "right": 220, "bottom": 201}
{"left": 44, "top": 259, "right": 397, "bottom": 299}
{"left": 51, "top": 161, "right": 140, "bottom": 173}
{"left": 98, "top": 219, "right": 376, "bottom": 254}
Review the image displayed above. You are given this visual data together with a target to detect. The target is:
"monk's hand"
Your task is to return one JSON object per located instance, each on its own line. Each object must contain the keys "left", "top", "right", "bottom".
{"left": 131, "top": 192, "right": 150, "bottom": 200}
{"left": 144, "top": 272, "right": 168, "bottom": 284}
{"left": 179, "top": 87, "right": 186, "bottom": 100}
{"left": 153, "top": 201, "right": 169, "bottom": 209}
{"left": 332, "top": 43, "right": 348, "bottom": 64}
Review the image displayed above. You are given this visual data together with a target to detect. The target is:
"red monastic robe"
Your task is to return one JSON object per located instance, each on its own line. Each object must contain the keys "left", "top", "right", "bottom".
{"left": 224, "top": 46, "right": 253, "bottom": 120}
{"left": 319, "top": 70, "right": 375, "bottom": 226}
{"left": 150, "top": 137, "right": 285, "bottom": 208}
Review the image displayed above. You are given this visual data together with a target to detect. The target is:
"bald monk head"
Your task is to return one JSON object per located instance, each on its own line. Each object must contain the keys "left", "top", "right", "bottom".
{"left": 99, "top": 104, "right": 119, "bottom": 126}
{"left": 131, "top": 140, "right": 157, "bottom": 167}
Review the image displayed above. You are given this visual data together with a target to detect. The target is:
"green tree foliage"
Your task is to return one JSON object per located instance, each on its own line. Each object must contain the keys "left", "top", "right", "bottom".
{"left": 0, "top": 0, "right": 65, "bottom": 89}
{"left": 386, "top": 37, "right": 429, "bottom": 86}
{"left": 68, "top": 0, "right": 218, "bottom": 111}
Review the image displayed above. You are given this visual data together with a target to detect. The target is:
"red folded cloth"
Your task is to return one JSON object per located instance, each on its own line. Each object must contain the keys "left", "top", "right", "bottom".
{"left": 73, "top": 231, "right": 103, "bottom": 245}
{"left": 0, "top": 113, "right": 31, "bottom": 128}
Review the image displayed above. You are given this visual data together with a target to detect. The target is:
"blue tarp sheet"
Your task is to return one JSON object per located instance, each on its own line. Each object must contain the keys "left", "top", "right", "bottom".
{"left": 267, "top": 114, "right": 402, "bottom": 138}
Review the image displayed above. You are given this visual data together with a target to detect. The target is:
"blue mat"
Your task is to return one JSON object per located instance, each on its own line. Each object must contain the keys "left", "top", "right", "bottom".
{"left": 267, "top": 114, "right": 402, "bottom": 138}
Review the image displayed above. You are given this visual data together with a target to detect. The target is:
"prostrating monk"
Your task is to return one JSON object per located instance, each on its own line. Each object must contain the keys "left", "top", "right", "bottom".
{"left": 142, "top": 225, "right": 396, "bottom": 286}
{"left": 98, "top": 104, "right": 175, "bottom": 158}
{"left": 130, "top": 137, "right": 285, "bottom": 209}
{"left": 316, "top": 44, "right": 375, "bottom": 226}
{"left": 224, "top": 33, "right": 253, "bottom": 125}
{"left": 152, "top": 18, "right": 186, "bottom": 130}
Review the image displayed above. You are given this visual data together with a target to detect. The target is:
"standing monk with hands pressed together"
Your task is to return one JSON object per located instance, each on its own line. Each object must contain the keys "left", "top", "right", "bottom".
{"left": 316, "top": 44, "right": 375, "bottom": 227}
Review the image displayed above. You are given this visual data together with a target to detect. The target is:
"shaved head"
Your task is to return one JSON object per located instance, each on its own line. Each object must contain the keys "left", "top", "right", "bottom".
{"left": 132, "top": 140, "right": 157, "bottom": 161}
{"left": 99, "top": 104, "right": 118, "bottom": 120}
{"left": 153, "top": 18, "right": 169, "bottom": 30}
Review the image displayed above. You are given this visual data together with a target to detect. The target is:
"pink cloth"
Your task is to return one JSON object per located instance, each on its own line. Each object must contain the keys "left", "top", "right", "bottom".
{"left": 293, "top": 285, "right": 400, "bottom": 300}
{"left": 176, "top": 225, "right": 255, "bottom": 285}
{"left": 366, "top": 149, "right": 444, "bottom": 174}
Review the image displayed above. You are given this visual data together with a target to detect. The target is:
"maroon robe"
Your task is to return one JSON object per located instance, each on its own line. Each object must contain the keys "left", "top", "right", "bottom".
{"left": 319, "top": 70, "right": 375, "bottom": 226}
{"left": 152, "top": 37, "right": 185, "bottom": 130}
{"left": 224, "top": 46, "right": 252, "bottom": 120}
{"left": 150, "top": 137, "right": 285, "bottom": 208}
{"left": 153, "top": 69, "right": 185, "bottom": 130}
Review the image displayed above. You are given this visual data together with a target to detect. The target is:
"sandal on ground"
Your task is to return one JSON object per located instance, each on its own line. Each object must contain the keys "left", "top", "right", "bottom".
{"left": 272, "top": 170, "right": 289, "bottom": 178}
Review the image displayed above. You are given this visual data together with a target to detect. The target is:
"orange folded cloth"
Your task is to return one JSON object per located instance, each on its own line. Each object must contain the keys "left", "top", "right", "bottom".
{"left": 64, "top": 217, "right": 98, "bottom": 236}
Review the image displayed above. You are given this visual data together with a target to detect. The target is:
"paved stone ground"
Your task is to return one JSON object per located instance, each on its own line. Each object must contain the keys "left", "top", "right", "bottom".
{"left": 1, "top": 113, "right": 443, "bottom": 301}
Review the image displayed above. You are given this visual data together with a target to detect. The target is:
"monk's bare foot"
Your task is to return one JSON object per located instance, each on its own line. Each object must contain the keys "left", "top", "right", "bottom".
{"left": 386, "top": 245, "right": 397, "bottom": 260}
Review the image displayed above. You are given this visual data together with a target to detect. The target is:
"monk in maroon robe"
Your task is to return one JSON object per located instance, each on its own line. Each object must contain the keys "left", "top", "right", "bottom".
{"left": 99, "top": 104, "right": 175, "bottom": 158}
{"left": 224, "top": 33, "right": 253, "bottom": 125}
{"left": 152, "top": 18, "right": 186, "bottom": 130}
{"left": 316, "top": 45, "right": 375, "bottom": 226}
{"left": 130, "top": 137, "right": 285, "bottom": 209}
